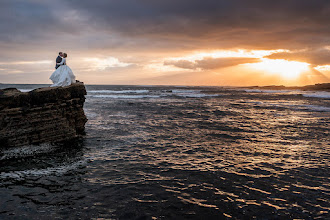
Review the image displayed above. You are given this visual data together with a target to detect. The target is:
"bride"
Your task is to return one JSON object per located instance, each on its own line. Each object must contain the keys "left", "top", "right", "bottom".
{"left": 50, "top": 53, "right": 76, "bottom": 87}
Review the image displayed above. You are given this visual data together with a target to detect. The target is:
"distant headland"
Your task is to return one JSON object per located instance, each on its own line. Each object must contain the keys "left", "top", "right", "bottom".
{"left": 244, "top": 83, "right": 330, "bottom": 91}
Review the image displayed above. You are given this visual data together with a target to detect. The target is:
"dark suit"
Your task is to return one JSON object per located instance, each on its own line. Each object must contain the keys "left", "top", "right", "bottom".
{"left": 55, "top": 56, "right": 62, "bottom": 69}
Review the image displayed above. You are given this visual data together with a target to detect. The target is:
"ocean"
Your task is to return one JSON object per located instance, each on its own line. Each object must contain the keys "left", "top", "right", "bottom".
{"left": 0, "top": 84, "right": 329, "bottom": 219}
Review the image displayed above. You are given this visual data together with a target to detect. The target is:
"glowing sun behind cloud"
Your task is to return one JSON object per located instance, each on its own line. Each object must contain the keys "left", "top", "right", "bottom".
{"left": 247, "top": 59, "right": 310, "bottom": 79}
{"left": 84, "top": 57, "right": 132, "bottom": 71}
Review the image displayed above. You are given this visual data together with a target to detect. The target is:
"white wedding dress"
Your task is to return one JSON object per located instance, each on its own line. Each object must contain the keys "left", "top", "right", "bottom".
{"left": 49, "top": 58, "right": 76, "bottom": 87}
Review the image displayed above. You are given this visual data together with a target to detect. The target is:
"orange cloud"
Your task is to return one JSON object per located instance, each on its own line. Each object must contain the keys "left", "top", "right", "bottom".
{"left": 164, "top": 57, "right": 260, "bottom": 70}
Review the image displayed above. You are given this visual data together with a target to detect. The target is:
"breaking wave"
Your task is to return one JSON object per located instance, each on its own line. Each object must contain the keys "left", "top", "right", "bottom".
{"left": 0, "top": 160, "right": 86, "bottom": 180}
{"left": 302, "top": 92, "right": 330, "bottom": 99}
{"left": 88, "top": 90, "right": 149, "bottom": 94}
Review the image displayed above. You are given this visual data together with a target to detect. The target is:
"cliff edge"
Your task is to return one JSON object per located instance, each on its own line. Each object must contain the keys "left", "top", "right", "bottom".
{"left": 0, "top": 82, "right": 87, "bottom": 147}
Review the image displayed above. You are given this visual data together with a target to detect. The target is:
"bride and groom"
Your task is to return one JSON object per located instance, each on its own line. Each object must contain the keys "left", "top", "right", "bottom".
{"left": 50, "top": 52, "right": 76, "bottom": 87}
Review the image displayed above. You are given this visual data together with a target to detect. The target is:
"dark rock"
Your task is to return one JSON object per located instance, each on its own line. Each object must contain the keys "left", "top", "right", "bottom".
{"left": 245, "top": 83, "right": 330, "bottom": 91}
{"left": 300, "top": 83, "right": 330, "bottom": 91}
{"left": 0, "top": 82, "right": 88, "bottom": 147}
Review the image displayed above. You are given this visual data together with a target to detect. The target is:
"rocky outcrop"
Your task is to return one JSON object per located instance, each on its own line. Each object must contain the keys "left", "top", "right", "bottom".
{"left": 300, "top": 83, "right": 330, "bottom": 91}
{"left": 246, "top": 83, "right": 330, "bottom": 91}
{"left": 0, "top": 83, "right": 87, "bottom": 147}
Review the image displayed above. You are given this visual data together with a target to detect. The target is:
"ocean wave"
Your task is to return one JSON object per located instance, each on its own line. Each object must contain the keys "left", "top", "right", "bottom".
{"left": 88, "top": 90, "right": 149, "bottom": 94}
{"left": 0, "top": 160, "right": 86, "bottom": 180}
{"left": 171, "top": 89, "right": 201, "bottom": 94}
{"left": 84, "top": 109, "right": 99, "bottom": 118}
{"left": 170, "top": 89, "right": 219, "bottom": 98}
{"left": 244, "top": 89, "right": 262, "bottom": 93}
{"left": 242, "top": 100, "right": 330, "bottom": 112}
{"left": 88, "top": 94, "right": 161, "bottom": 99}
{"left": 300, "top": 105, "right": 330, "bottom": 112}
{"left": 244, "top": 89, "right": 292, "bottom": 93}
{"left": 279, "top": 103, "right": 330, "bottom": 112}
{"left": 175, "top": 93, "right": 219, "bottom": 98}
{"left": 0, "top": 144, "right": 55, "bottom": 160}
{"left": 302, "top": 92, "right": 330, "bottom": 99}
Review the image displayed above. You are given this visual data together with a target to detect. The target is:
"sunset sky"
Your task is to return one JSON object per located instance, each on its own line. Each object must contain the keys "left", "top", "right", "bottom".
{"left": 1, "top": 0, "right": 330, "bottom": 86}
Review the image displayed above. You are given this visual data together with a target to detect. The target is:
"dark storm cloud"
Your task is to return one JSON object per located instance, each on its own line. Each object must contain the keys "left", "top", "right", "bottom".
{"left": 266, "top": 49, "right": 330, "bottom": 66}
{"left": 65, "top": 0, "right": 330, "bottom": 50}
{"left": 1, "top": 0, "right": 330, "bottom": 85}
{"left": 0, "top": 0, "right": 101, "bottom": 64}
{"left": 0, "top": 1, "right": 55, "bottom": 42}
{"left": 2, "top": 0, "right": 330, "bottom": 52}
{"left": 164, "top": 57, "right": 260, "bottom": 70}
{"left": 0, "top": 0, "right": 86, "bottom": 48}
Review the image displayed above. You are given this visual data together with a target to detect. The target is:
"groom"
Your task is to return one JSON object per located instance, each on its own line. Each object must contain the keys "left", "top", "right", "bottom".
{"left": 55, "top": 52, "right": 63, "bottom": 69}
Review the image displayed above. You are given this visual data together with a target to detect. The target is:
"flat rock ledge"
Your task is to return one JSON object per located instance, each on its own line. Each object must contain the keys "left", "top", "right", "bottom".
{"left": 0, "top": 82, "right": 88, "bottom": 147}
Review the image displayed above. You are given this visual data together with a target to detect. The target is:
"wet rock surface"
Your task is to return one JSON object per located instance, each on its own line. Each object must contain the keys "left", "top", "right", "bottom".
{"left": 0, "top": 83, "right": 87, "bottom": 147}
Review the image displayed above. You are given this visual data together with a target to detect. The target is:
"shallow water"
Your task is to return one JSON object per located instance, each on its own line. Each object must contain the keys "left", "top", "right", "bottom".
{"left": 0, "top": 84, "right": 329, "bottom": 219}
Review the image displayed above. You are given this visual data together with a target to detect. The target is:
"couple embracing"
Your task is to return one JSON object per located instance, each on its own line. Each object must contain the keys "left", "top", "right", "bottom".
{"left": 50, "top": 52, "right": 76, "bottom": 87}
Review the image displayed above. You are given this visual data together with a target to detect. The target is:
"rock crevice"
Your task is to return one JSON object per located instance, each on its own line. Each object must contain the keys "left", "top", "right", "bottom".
{"left": 0, "top": 82, "right": 87, "bottom": 147}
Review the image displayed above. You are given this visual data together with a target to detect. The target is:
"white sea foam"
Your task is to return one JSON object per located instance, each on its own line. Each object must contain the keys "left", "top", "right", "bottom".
{"left": 0, "top": 144, "right": 55, "bottom": 160}
{"left": 0, "top": 160, "right": 86, "bottom": 180}
{"left": 263, "top": 90, "right": 292, "bottom": 93}
{"left": 88, "top": 90, "right": 149, "bottom": 94}
{"left": 175, "top": 93, "right": 219, "bottom": 98}
{"left": 18, "top": 89, "right": 33, "bottom": 92}
{"left": 258, "top": 102, "right": 330, "bottom": 112}
{"left": 300, "top": 105, "right": 330, "bottom": 112}
{"left": 171, "top": 89, "right": 201, "bottom": 94}
{"left": 170, "top": 89, "right": 219, "bottom": 98}
{"left": 244, "top": 89, "right": 330, "bottom": 99}
{"left": 302, "top": 92, "right": 330, "bottom": 99}
{"left": 244, "top": 89, "right": 262, "bottom": 93}
{"left": 84, "top": 109, "right": 98, "bottom": 118}
{"left": 88, "top": 95, "right": 161, "bottom": 99}
{"left": 243, "top": 100, "right": 264, "bottom": 105}
{"left": 244, "top": 89, "right": 291, "bottom": 93}
{"left": 241, "top": 99, "right": 330, "bottom": 112}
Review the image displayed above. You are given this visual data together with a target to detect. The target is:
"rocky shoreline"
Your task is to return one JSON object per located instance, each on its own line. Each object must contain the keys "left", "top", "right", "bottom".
{"left": 0, "top": 83, "right": 87, "bottom": 147}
